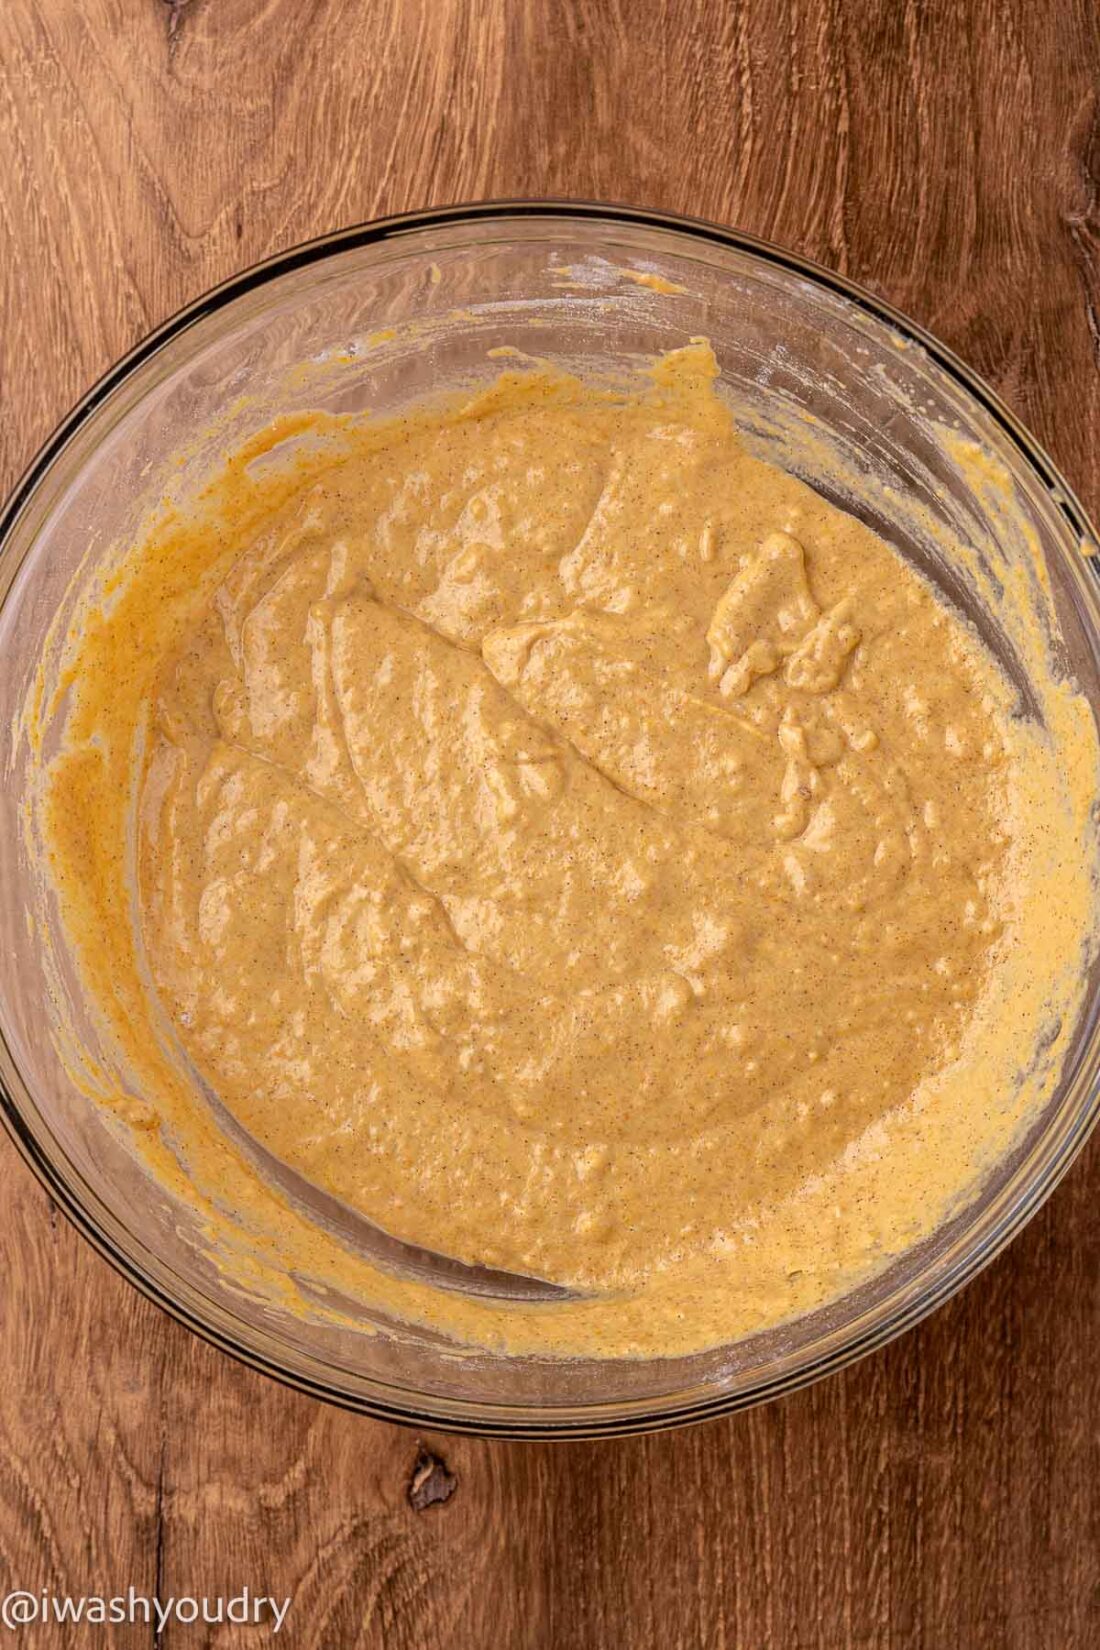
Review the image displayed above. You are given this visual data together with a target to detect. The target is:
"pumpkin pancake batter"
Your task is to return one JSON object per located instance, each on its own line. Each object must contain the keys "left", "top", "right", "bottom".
{"left": 31, "top": 344, "right": 1098, "bottom": 1357}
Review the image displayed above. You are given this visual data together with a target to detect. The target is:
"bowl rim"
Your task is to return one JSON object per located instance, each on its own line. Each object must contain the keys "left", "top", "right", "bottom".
{"left": 2, "top": 197, "right": 1098, "bottom": 1439}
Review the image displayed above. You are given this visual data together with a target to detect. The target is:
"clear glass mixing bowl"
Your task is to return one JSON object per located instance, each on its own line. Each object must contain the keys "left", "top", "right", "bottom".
{"left": 1, "top": 204, "right": 1098, "bottom": 1438}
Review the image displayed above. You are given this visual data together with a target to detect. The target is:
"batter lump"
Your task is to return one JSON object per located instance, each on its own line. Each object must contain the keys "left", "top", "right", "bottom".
{"left": 35, "top": 344, "right": 1098, "bottom": 1357}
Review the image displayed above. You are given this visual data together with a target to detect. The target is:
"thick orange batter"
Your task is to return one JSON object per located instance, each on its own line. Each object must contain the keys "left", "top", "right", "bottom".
{"left": 31, "top": 345, "right": 1098, "bottom": 1357}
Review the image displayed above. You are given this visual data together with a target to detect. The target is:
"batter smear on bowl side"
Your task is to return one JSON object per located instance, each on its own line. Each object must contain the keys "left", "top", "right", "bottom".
{"left": 34, "top": 344, "right": 1098, "bottom": 1357}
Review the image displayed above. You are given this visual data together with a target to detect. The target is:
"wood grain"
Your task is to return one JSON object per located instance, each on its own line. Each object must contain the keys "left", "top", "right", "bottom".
{"left": 2, "top": 1, "right": 1099, "bottom": 1645}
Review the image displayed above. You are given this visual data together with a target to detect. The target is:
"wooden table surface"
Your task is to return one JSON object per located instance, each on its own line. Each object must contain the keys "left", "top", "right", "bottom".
{"left": 2, "top": 2, "right": 1099, "bottom": 1645}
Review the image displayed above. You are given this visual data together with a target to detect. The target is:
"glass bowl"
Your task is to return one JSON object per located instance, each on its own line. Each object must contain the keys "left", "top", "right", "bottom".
{"left": 1, "top": 203, "right": 1098, "bottom": 1439}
